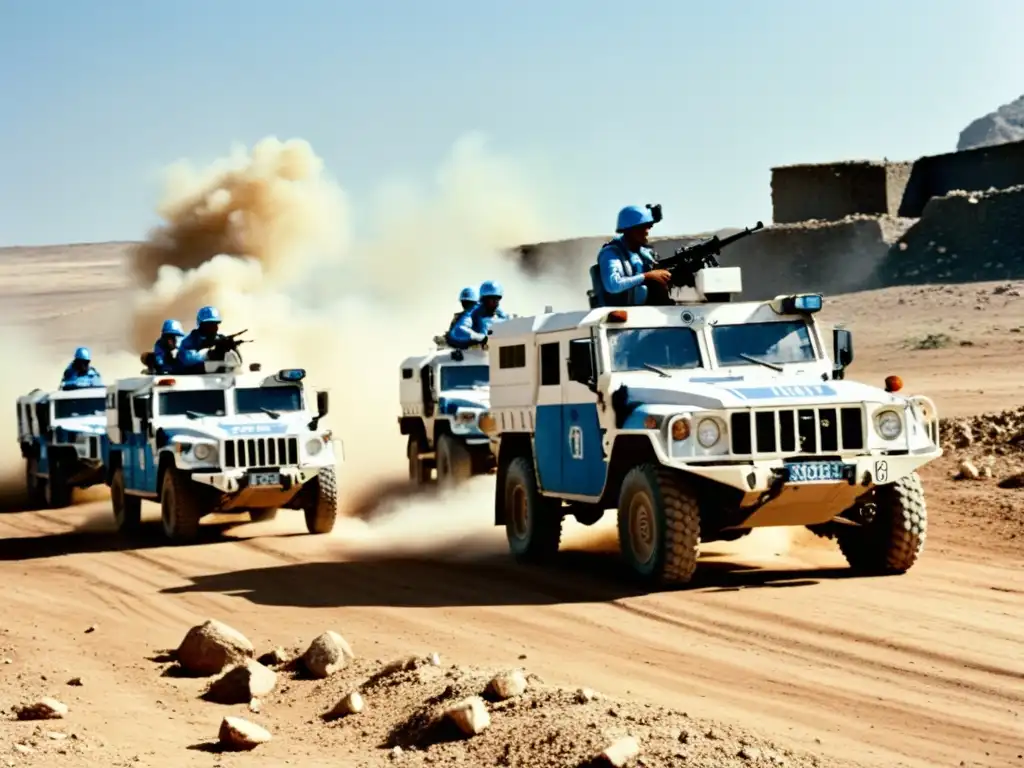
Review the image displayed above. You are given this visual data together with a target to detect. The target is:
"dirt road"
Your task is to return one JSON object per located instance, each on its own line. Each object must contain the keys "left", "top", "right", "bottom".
{"left": 1, "top": 255, "right": 1023, "bottom": 766}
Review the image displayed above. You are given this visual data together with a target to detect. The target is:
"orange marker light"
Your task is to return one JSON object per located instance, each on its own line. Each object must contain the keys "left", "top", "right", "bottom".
{"left": 643, "top": 415, "right": 658, "bottom": 429}
{"left": 607, "top": 310, "right": 628, "bottom": 323}
{"left": 884, "top": 375, "right": 903, "bottom": 393}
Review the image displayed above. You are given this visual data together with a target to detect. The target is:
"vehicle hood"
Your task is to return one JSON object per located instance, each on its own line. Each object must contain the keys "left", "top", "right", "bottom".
{"left": 611, "top": 372, "right": 905, "bottom": 410}
{"left": 157, "top": 413, "right": 312, "bottom": 441}
{"left": 53, "top": 416, "right": 107, "bottom": 435}
{"left": 438, "top": 389, "right": 490, "bottom": 414}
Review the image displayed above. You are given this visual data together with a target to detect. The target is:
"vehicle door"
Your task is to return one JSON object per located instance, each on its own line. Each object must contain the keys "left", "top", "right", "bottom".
{"left": 560, "top": 330, "right": 606, "bottom": 498}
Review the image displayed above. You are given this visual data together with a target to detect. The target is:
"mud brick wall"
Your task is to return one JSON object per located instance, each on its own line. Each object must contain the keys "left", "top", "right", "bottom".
{"left": 770, "top": 162, "right": 912, "bottom": 224}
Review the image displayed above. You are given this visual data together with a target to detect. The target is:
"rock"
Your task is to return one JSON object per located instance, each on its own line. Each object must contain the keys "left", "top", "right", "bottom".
{"left": 485, "top": 670, "right": 528, "bottom": 700}
{"left": 953, "top": 423, "right": 974, "bottom": 449}
{"left": 16, "top": 698, "right": 68, "bottom": 720}
{"left": 594, "top": 736, "right": 641, "bottom": 767}
{"left": 66, "top": 677, "right": 83, "bottom": 686}
{"left": 957, "top": 94, "right": 1024, "bottom": 151}
{"left": 175, "top": 619, "right": 254, "bottom": 676}
{"left": 249, "top": 699, "right": 261, "bottom": 713}
{"left": 257, "top": 647, "right": 293, "bottom": 667}
{"left": 204, "top": 660, "right": 277, "bottom": 704}
{"left": 301, "top": 631, "right": 354, "bottom": 678}
{"left": 444, "top": 696, "right": 490, "bottom": 736}
{"left": 324, "top": 691, "right": 364, "bottom": 720}
{"left": 217, "top": 716, "right": 272, "bottom": 751}
{"left": 957, "top": 459, "right": 980, "bottom": 480}
{"left": 576, "top": 687, "right": 596, "bottom": 703}
{"left": 739, "top": 745, "right": 763, "bottom": 761}
{"left": 380, "top": 655, "right": 420, "bottom": 676}
{"left": 427, "top": 652, "right": 441, "bottom": 666}
{"left": 84, "top": 625, "right": 97, "bottom": 634}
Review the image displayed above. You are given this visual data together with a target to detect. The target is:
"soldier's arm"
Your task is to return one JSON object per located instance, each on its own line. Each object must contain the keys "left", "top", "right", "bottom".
{"left": 449, "top": 310, "right": 486, "bottom": 344}
{"left": 598, "top": 245, "right": 646, "bottom": 296}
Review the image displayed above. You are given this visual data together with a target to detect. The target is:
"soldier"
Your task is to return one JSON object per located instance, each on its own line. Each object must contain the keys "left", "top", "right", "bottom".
{"left": 60, "top": 347, "right": 103, "bottom": 390}
{"left": 177, "top": 306, "right": 229, "bottom": 373}
{"left": 447, "top": 280, "right": 509, "bottom": 350}
{"left": 594, "top": 205, "right": 672, "bottom": 306}
{"left": 151, "top": 319, "right": 186, "bottom": 374}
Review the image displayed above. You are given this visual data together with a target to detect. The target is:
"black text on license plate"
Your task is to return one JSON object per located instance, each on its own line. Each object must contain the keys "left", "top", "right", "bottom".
{"left": 785, "top": 461, "right": 845, "bottom": 483}
{"left": 250, "top": 471, "right": 282, "bottom": 486}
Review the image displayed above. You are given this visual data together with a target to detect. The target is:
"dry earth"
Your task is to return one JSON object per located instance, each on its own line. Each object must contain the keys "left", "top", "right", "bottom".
{"left": 1, "top": 247, "right": 1023, "bottom": 767}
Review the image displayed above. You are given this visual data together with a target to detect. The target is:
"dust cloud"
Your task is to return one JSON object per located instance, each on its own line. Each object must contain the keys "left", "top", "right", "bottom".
{"left": 120, "top": 133, "right": 580, "bottom": 538}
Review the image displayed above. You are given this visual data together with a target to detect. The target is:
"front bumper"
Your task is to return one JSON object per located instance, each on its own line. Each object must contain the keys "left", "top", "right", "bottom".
{"left": 191, "top": 466, "right": 322, "bottom": 494}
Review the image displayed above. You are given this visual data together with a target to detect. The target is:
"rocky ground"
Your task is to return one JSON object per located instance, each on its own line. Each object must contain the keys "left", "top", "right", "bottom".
{"left": 0, "top": 250, "right": 1022, "bottom": 768}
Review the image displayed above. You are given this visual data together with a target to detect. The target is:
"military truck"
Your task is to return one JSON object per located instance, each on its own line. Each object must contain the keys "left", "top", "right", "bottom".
{"left": 16, "top": 386, "right": 110, "bottom": 508}
{"left": 104, "top": 344, "right": 342, "bottom": 543}
{"left": 478, "top": 263, "right": 942, "bottom": 586}
{"left": 398, "top": 345, "right": 494, "bottom": 486}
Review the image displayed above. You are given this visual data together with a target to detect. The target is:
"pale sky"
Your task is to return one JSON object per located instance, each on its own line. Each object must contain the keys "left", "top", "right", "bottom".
{"left": 1, "top": 0, "right": 1021, "bottom": 246}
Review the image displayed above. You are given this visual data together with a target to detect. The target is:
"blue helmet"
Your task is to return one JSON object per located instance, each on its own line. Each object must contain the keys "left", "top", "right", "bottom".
{"left": 459, "top": 286, "right": 478, "bottom": 303}
{"left": 196, "top": 305, "right": 221, "bottom": 325}
{"left": 616, "top": 205, "right": 656, "bottom": 233}
{"left": 161, "top": 319, "right": 185, "bottom": 337}
{"left": 479, "top": 280, "right": 503, "bottom": 299}
{"left": 74, "top": 346, "right": 91, "bottom": 362}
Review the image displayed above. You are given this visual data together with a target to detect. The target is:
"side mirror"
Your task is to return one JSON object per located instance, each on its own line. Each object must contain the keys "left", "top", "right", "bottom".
{"left": 567, "top": 339, "right": 597, "bottom": 389}
{"left": 833, "top": 328, "right": 854, "bottom": 379}
{"left": 316, "top": 390, "right": 329, "bottom": 417}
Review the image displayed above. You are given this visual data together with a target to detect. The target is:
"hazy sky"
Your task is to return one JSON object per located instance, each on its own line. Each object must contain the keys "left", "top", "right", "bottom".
{"left": 1, "top": 0, "right": 1021, "bottom": 246}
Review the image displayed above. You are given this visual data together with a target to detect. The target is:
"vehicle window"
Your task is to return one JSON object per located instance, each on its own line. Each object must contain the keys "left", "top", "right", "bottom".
{"left": 235, "top": 386, "right": 303, "bottom": 414}
{"left": 711, "top": 321, "right": 817, "bottom": 366}
{"left": 440, "top": 365, "right": 489, "bottom": 390}
{"left": 53, "top": 397, "right": 106, "bottom": 419}
{"left": 158, "top": 390, "right": 226, "bottom": 417}
{"left": 606, "top": 328, "right": 703, "bottom": 372}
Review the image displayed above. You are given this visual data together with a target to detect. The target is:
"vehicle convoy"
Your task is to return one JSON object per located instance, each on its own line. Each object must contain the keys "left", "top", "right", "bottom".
{"left": 17, "top": 386, "right": 110, "bottom": 508}
{"left": 479, "top": 244, "right": 942, "bottom": 586}
{"left": 105, "top": 337, "right": 342, "bottom": 543}
{"left": 398, "top": 344, "right": 495, "bottom": 485}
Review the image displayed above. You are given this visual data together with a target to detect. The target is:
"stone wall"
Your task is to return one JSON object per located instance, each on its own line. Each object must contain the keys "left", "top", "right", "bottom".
{"left": 770, "top": 161, "right": 912, "bottom": 224}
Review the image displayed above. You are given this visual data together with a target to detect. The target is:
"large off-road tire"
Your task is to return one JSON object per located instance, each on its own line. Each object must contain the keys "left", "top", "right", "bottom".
{"left": 503, "top": 456, "right": 563, "bottom": 563}
{"left": 43, "top": 454, "right": 72, "bottom": 510}
{"left": 835, "top": 471, "right": 927, "bottom": 574}
{"left": 160, "top": 467, "right": 205, "bottom": 543}
{"left": 617, "top": 464, "right": 702, "bottom": 586}
{"left": 407, "top": 436, "right": 432, "bottom": 485}
{"left": 111, "top": 467, "right": 142, "bottom": 534}
{"left": 303, "top": 467, "right": 339, "bottom": 534}
{"left": 24, "top": 455, "right": 46, "bottom": 509}
{"left": 436, "top": 433, "right": 473, "bottom": 486}
{"left": 248, "top": 508, "right": 278, "bottom": 523}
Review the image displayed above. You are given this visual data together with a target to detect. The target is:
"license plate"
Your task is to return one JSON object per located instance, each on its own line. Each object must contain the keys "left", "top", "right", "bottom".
{"left": 249, "top": 471, "right": 282, "bottom": 487}
{"left": 785, "top": 461, "right": 845, "bottom": 483}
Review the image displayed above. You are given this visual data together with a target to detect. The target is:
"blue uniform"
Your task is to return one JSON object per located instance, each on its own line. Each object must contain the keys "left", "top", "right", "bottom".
{"left": 151, "top": 340, "right": 179, "bottom": 374}
{"left": 597, "top": 237, "right": 658, "bottom": 306}
{"left": 60, "top": 364, "right": 103, "bottom": 390}
{"left": 447, "top": 304, "right": 509, "bottom": 349}
{"left": 177, "top": 329, "right": 226, "bottom": 372}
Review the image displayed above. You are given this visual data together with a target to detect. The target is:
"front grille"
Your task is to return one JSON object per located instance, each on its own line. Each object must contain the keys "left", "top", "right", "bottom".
{"left": 730, "top": 406, "right": 864, "bottom": 456}
{"left": 89, "top": 437, "right": 100, "bottom": 459}
{"left": 224, "top": 436, "right": 298, "bottom": 469}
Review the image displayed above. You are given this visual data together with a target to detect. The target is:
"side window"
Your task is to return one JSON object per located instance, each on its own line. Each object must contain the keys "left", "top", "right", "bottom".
{"left": 117, "top": 391, "right": 132, "bottom": 431}
{"left": 499, "top": 344, "right": 526, "bottom": 369}
{"left": 401, "top": 368, "right": 413, "bottom": 380}
{"left": 539, "top": 342, "right": 560, "bottom": 386}
{"left": 35, "top": 403, "right": 50, "bottom": 432}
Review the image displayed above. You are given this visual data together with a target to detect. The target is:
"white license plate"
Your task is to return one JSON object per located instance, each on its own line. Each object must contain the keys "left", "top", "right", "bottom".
{"left": 785, "top": 461, "right": 845, "bottom": 483}
{"left": 249, "top": 472, "right": 282, "bottom": 487}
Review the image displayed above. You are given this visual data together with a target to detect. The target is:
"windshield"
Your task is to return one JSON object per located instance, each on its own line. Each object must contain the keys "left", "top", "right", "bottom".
{"left": 235, "top": 386, "right": 303, "bottom": 414}
{"left": 440, "top": 365, "right": 489, "bottom": 391}
{"left": 53, "top": 397, "right": 105, "bottom": 419}
{"left": 711, "top": 321, "right": 817, "bottom": 366}
{"left": 607, "top": 328, "right": 703, "bottom": 372}
{"left": 158, "top": 390, "right": 226, "bottom": 417}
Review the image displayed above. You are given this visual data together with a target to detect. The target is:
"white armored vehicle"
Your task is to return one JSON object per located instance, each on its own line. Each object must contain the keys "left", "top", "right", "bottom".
{"left": 479, "top": 261, "right": 942, "bottom": 586}
{"left": 398, "top": 345, "right": 495, "bottom": 485}
{"left": 17, "top": 386, "right": 109, "bottom": 508}
{"left": 105, "top": 347, "right": 342, "bottom": 543}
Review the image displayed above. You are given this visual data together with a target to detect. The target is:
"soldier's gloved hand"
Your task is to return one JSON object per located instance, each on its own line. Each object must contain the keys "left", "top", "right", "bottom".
{"left": 644, "top": 269, "right": 672, "bottom": 287}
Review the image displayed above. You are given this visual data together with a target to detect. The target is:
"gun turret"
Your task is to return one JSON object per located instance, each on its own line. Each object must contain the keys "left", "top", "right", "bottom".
{"left": 655, "top": 221, "right": 764, "bottom": 289}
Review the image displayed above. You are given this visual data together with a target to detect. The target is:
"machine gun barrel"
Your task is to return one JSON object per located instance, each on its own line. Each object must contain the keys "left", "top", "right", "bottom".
{"left": 656, "top": 220, "right": 765, "bottom": 288}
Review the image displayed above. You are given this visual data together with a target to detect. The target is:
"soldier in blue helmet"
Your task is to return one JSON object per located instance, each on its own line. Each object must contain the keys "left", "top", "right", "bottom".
{"left": 60, "top": 346, "right": 103, "bottom": 390}
{"left": 594, "top": 205, "right": 672, "bottom": 306}
{"left": 447, "top": 280, "right": 509, "bottom": 349}
{"left": 448, "top": 285, "right": 479, "bottom": 333}
{"left": 177, "top": 306, "right": 229, "bottom": 373}
{"left": 151, "top": 319, "right": 186, "bottom": 374}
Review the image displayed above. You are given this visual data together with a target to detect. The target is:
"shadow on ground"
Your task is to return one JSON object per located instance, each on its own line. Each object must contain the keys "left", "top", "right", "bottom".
{"left": 160, "top": 547, "right": 866, "bottom": 608}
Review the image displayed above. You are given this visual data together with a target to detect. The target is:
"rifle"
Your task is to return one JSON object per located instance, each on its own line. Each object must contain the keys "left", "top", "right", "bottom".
{"left": 209, "top": 329, "right": 250, "bottom": 361}
{"left": 654, "top": 221, "right": 765, "bottom": 288}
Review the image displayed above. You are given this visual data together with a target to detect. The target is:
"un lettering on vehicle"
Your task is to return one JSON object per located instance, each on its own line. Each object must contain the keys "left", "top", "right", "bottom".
{"left": 568, "top": 425, "right": 584, "bottom": 460}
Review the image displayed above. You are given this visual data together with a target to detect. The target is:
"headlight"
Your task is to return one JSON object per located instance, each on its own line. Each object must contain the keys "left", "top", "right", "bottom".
{"left": 696, "top": 418, "right": 721, "bottom": 448}
{"left": 193, "top": 443, "right": 214, "bottom": 461}
{"left": 455, "top": 410, "right": 477, "bottom": 425}
{"left": 306, "top": 438, "right": 323, "bottom": 456}
{"left": 875, "top": 410, "right": 902, "bottom": 440}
